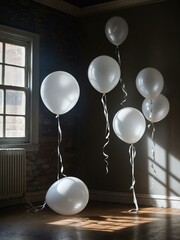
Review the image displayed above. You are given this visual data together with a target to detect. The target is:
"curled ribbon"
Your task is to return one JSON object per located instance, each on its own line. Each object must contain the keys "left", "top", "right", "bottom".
{"left": 27, "top": 115, "right": 66, "bottom": 213}
{"left": 148, "top": 122, "right": 156, "bottom": 176}
{"left": 101, "top": 93, "right": 110, "bottom": 174}
{"left": 56, "top": 115, "right": 66, "bottom": 179}
{"left": 148, "top": 121, "right": 156, "bottom": 199}
{"left": 129, "top": 144, "right": 139, "bottom": 212}
{"left": 116, "top": 46, "right": 128, "bottom": 106}
{"left": 27, "top": 201, "right": 46, "bottom": 213}
{"left": 148, "top": 100, "right": 156, "bottom": 191}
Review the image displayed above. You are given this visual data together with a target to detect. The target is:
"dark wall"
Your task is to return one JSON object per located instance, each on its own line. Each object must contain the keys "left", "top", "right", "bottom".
{"left": 0, "top": 0, "right": 80, "bottom": 194}
{"left": 0, "top": 0, "right": 180, "bottom": 199}
{"left": 78, "top": 0, "right": 180, "bottom": 197}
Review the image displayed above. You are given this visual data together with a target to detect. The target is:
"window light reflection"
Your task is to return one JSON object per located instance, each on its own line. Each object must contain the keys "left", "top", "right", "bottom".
{"left": 47, "top": 213, "right": 159, "bottom": 232}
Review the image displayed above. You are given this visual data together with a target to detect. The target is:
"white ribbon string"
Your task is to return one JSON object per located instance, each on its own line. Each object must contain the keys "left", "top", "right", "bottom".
{"left": 116, "top": 46, "right": 128, "bottom": 106}
{"left": 148, "top": 122, "right": 156, "bottom": 193}
{"left": 27, "top": 115, "right": 66, "bottom": 213}
{"left": 116, "top": 46, "right": 121, "bottom": 65}
{"left": 129, "top": 144, "right": 139, "bottom": 212}
{"left": 27, "top": 201, "right": 46, "bottom": 213}
{"left": 101, "top": 93, "right": 110, "bottom": 174}
{"left": 148, "top": 122, "right": 156, "bottom": 173}
{"left": 56, "top": 115, "right": 66, "bottom": 179}
{"left": 148, "top": 100, "right": 157, "bottom": 189}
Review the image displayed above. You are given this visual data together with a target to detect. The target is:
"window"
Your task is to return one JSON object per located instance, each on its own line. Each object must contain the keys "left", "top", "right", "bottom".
{"left": 0, "top": 25, "right": 39, "bottom": 150}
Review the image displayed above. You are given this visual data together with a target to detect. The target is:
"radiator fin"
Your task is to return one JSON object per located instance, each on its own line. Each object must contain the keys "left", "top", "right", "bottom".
{"left": 0, "top": 148, "right": 26, "bottom": 200}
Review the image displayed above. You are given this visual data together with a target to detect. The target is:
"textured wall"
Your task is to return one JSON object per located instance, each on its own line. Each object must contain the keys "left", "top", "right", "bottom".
{"left": 0, "top": 0, "right": 80, "bottom": 195}
{"left": 1, "top": 0, "right": 180, "bottom": 203}
{"left": 78, "top": 0, "right": 180, "bottom": 199}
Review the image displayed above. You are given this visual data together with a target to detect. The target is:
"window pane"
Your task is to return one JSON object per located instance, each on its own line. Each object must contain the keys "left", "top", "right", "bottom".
{"left": 0, "top": 89, "right": 4, "bottom": 114}
{"left": 5, "top": 116, "right": 25, "bottom": 137}
{"left": 5, "top": 65, "right": 25, "bottom": 87}
{"left": 5, "top": 43, "right": 25, "bottom": 66}
{"left": 0, "top": 42, "right": 2, "bottom": 63}
{"left": 0, "top": 64, "right": 2, "bottom": 84}
{"left": 6, "top": 90, "right": 25, "bottom": 115}
{"left": 0, "top": 116, "right": 3, "bottom": 137}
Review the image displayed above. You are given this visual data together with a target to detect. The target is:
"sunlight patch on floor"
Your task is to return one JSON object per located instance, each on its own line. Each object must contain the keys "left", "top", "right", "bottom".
{"left": 47, "top": 213, "right": 159, "bottom": 232}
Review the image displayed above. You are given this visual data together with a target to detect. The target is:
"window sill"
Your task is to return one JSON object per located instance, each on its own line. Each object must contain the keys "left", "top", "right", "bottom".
{"left": 0, "top": 143, "right": 39, "bottom": 152}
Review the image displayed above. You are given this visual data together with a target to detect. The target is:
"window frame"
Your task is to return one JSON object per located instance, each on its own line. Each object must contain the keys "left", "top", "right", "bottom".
{"left": 0, "top": 25, "right": 39, "bottom": 151}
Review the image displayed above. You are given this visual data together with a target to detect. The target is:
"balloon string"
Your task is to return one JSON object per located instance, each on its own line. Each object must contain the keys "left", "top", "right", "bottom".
{"left": 101, "top": 93, "right": 110, "bottom": 174}
{"left": 116, "top": 46, "right": 121, "bottom": 65}
{"left": 116, "top": 46, "right": 128, "bottom": 107}
{"left": 148, "top": 122, "right": 156, "bottom": 189}
{"left": 128, "top": 144, "right": 139, "bottom": 213}
{"left": 27, "top": 115, "right": 66, "bottom": 213}
{"left": 26, "top": 201, "right": 46, "bottom": 213}
{"left": 148, "top": 100, "right": 157, "bottom": 189}
{"left": 56, "top": 115, "right": 66, "bottom": 179}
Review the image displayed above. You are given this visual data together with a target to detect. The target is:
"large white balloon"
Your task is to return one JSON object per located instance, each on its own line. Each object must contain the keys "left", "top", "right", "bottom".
{"left": 105, "top": 16, "right": 129, "bottom": 46}
{"left": 40, "top": 71, "right": 80, "bottom": 115}
{"left": 88, "top": 55, "right": 120, "bottom": 94}
{"left": 46, "top": 177, "right": 89, "bottom": 215}
{"left": 136, "top": 67, "right": 164, "bottom": 100}
{"left": 113, "top": 107, "right": 146, "bottom": 144}
{"left": 142, "top": 94, "right": 170, "bottom": 123}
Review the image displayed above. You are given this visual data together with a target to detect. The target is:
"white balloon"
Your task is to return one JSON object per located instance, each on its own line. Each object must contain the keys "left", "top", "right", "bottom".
{"left": 142, "top": 94, "right": 170, "bottom": 123}
{"left": 136, "top": 67, "right": 164, "bottom": 100}
{"left": 46, "top": 177, "right": 89, "bottom": 215}
{"left": 88, "top": 55, "right": 120, "bottom": 93}
{"left": 105, "top": 16, "right": 129, "bottom": 46}
{"left": 40, "top": 71, "right": 80, "bottom": 115}
{"left": 113, "top": 107, "right": 146, "bottom": 144}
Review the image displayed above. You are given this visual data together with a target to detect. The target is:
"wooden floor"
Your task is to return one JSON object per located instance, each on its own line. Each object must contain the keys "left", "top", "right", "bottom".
{"left": 0, "top": 201, "right": 180, "bottom": 240}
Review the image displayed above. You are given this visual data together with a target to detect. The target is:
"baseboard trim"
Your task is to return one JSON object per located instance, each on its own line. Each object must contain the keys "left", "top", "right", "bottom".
{"left": 20, "top": 190, "right": 180, "bottom": 209}
{"left": 89, "top": 190, "right": 180, "bottom": 209}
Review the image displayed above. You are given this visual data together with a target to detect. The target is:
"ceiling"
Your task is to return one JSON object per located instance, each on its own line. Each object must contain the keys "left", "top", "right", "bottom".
{"left": 33, "top": 0, "right": 165, "bottom": 17}
{"left": 63, "top": 0, "right": 116, "bottom": 8}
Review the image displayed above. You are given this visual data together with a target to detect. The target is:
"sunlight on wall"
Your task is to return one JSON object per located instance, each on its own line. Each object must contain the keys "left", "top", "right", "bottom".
{"left": 168, "top": 153, "right": 180, "bottom": 196}
{"left": 147, "top": 136, "right": 180, "bottom": 196}
{"left": 147, "top": 136, "right": 167, "bottom": 195}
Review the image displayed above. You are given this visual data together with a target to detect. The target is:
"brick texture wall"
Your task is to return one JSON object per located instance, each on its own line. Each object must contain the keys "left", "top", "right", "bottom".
{"left": 0, "top": 0, "right": 80, "bottom": 196}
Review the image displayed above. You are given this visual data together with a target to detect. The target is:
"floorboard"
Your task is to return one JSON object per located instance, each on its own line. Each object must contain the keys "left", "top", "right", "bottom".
{"left": 0, "top": 201, "right": 180, "bottom": 240}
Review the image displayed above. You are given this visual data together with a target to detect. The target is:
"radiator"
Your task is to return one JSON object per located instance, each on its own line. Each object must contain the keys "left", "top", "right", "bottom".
{"left": 0, "top": 148, "right": 26, "bottom": 200}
